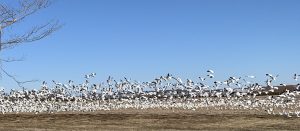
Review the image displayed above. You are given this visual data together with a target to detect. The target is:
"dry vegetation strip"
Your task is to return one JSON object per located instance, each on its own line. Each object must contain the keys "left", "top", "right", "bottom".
{"left": 0, "top": 110, "right": 299, "bottom": 131}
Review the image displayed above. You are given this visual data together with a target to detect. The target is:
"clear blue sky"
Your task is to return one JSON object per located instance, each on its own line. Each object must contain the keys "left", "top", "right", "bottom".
{"left": 1, "top": 0, "right": 300, "bottom": 89}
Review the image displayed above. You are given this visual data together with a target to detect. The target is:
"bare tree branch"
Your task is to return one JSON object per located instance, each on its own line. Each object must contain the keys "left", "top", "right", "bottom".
{"left": 0, "top": 0, "right": 61, "bottom": 90}
{"left": 0, "top": 57, "right": 24, "bottom": 62}
{"left": 0, "top": 0, "right": 51, "bottom": 29}
{"left": 1, "top": 20, "right": 61, "bottom": 50}
{"left": 0, "top": 0, "right": 60, "bottom": 51}
{"left": 0, "top": 66, "right": 38, "bottom": 91}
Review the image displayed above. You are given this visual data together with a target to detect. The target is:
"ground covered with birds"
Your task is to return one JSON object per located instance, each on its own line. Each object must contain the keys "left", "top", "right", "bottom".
{"left": 1, "top": 71, "right": 300, "bottom": 130}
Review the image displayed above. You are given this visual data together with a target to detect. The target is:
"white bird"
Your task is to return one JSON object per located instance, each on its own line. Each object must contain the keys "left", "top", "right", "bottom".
{"left": 186, "top": 79, "right": 194, "bottom": 86}
{"left": 207, "top": 74, "right": 214, "bottom": 78}
{"left": 296, "top": 83, "right": 300, "bottom": 90}
{"left": 85, "top": 73, "right": 96, "bottom": 79}
{"left": 207, "top": 70, "right": 214, "bottom": 74}
{"left": 172, "top": 77, "right": 183, "bottom": 84}
{"left": 165, "top": 73, "right": 172, "bottom": 80}
{"left": 198, "top": 77, "right": 206, "bottom": 82}
{"left": 265, "top": 79, "right": 272, "bottom": 87}
{"left": 107, "top": 76, "right": 113, "bottom": 84}
{"left": 90, "top": 73, "right": 96, "bottom": 78}
{"left": 214, "top": 81, "right": 221, "bottom": 88}
{"left": 243, "top": 79, "right": 251, "bottom": 84}
{"left": 52, "top": 80, "right": 62, "bottom": 86}
{"left": 280, "top": 83, "right": 287, "bottom": 87}
{"left": 42, "top": 81, "right": 47, "bottom": 86}
{"left": 246, "top": 75, "right": 256, "bottom": 79}
{"left": 294, "top": 74, "right": 300, "bottom": 81}
{"left": 266, "top": 74, "right": 279, "bottom": 81}
{"left": 84, "top": 74, "right": 90, "bottom": 79}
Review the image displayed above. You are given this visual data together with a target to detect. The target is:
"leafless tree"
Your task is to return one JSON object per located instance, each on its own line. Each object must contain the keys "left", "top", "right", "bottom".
{"left": 0, "top": 0, "right": 62, "bottom": 90}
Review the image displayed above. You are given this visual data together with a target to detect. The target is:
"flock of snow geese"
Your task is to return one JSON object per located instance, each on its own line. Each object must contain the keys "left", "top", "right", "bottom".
{"left": 1, "top": 70, "right": 300, "bottom": 117}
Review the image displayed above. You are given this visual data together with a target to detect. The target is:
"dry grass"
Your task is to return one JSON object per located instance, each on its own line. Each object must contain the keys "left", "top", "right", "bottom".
{"left": 0, "top": 109, "right": 299, "bottom": 131}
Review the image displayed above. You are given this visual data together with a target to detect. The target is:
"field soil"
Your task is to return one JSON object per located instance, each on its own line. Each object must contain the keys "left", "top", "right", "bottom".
{"left": 0, "top": 109, "right": 299, "bottom": 131}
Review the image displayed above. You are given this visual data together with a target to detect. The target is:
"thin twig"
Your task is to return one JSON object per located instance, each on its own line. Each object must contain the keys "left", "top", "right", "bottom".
{"left": 0, "top": 66, "right": 38, "bottom": 91}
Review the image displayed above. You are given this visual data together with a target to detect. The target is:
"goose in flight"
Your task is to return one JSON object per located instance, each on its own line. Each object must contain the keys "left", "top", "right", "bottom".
{"left": 160, "top": 76, "right": 168, "bottom": 82}
{"left": 296, "top": 83, "right": 300, "bottom": 90}
{"left": 173, "top": 77, "right": 183, "bottom": 85}
{"left": 246, "top": 75, "right": 256, "bottom": 79}
{"left": 294, "top": 74, "right": 300, "bottom": 81}
{"left": 214, "top": 81, "right": 222, "bottom": 88}
{"left": 42, "top": 81, "right": 47, "bottom": 86}
{"left": 84, "top": 74, "right": 90, "bottom": 79}
{"left": 207, "top": 70, "right": 214, "bottom": 74}
{"left": 165, "top": 73, "right": 172, "bottom": 80}
{"left": 280, "top": 83, "right": 287, "bottom": 87}
{"left": 266, "top": 74, "right": 279, "bottom": 81}
{"left": 187, "top": 79, "right": 194, "bottom": 86}
{"left": 265, "top": 79, "right": 272, "bottom": 87}
{"left": 107, "top": 76, "right": 113, "bottom": 87}
{"left": 85, "top": 73, "right": 96, "bottom": 79}
{"left": 90, "top": 73, "right": 96, "bottom": 78}
{"left": 52, "top": 80, "right": 62, "bottom": 86}
{"left": 207, "top": 74, "right": 214, "bottom": 78}
{"left": 198, "top": 77, "right": 206, "bottom": 82}
{"left": 228, "top": 77, "right": 241, "bottom": 84}
{"left": 243, "top": 79, "right": 251, "bottom": 84}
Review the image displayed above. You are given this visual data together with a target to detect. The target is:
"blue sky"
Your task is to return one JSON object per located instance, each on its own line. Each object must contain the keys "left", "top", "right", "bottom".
{"left": 1, "top": 0, "right": 300, "bottom": 89}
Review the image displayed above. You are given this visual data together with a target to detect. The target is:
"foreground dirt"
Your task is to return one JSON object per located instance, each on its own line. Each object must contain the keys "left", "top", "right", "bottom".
{"left": 0, "top": 109, "right": 299, "bottom": 131}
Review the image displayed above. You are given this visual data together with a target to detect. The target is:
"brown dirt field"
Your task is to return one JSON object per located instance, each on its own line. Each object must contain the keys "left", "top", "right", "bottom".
{"left": 0, "top": 109, "right": 299, "bottom": 131}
